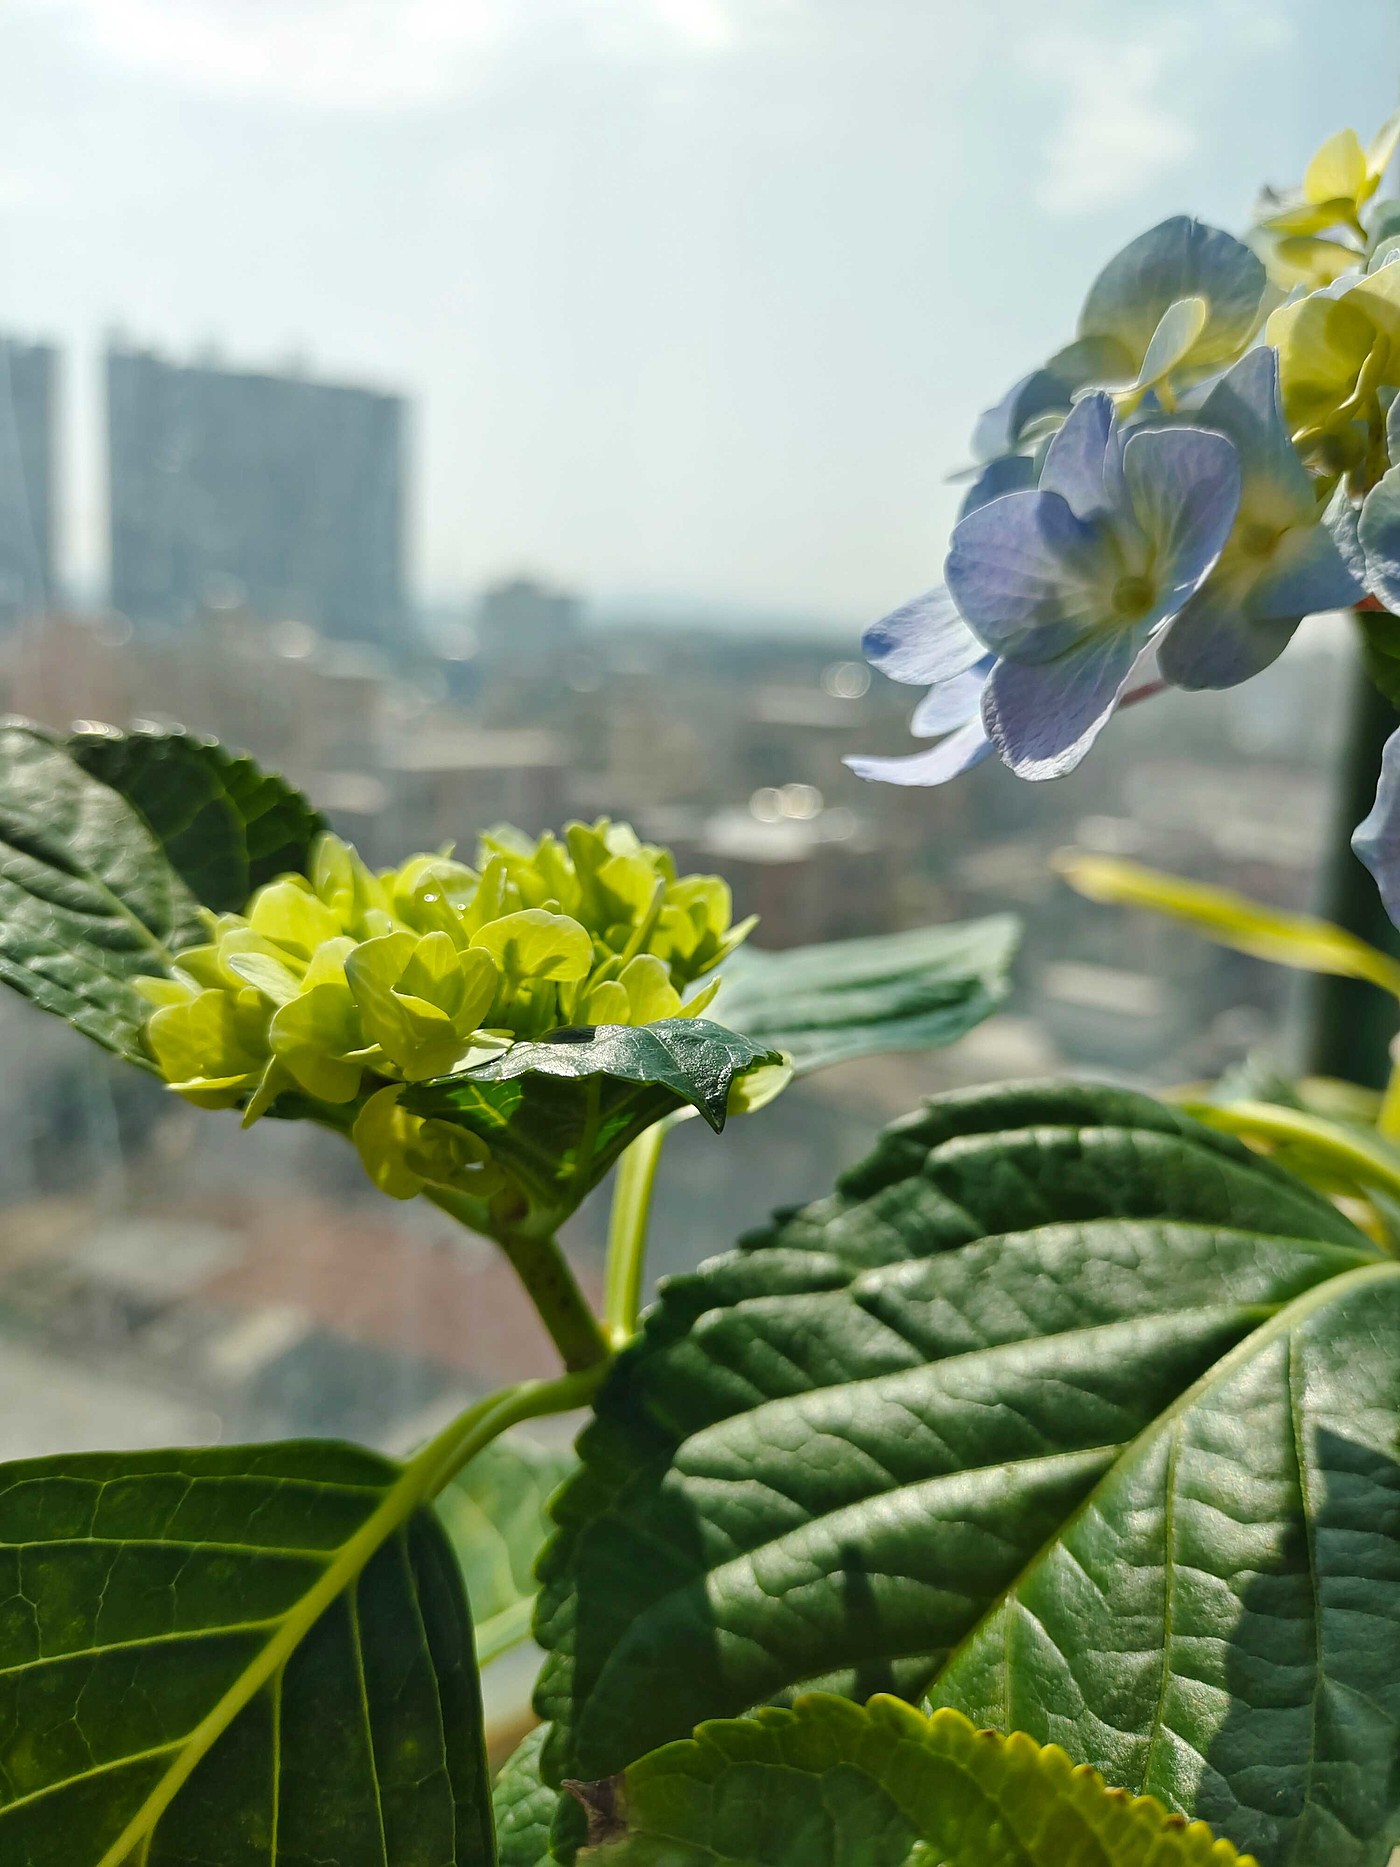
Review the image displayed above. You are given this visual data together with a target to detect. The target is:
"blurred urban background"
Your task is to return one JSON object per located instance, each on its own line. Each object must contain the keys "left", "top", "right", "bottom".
{"left": 0, "top": 324, "right": 1354, "bottom": 1466}
{"left": 0, "top": 0, "right": 1393, "bottom": 1474}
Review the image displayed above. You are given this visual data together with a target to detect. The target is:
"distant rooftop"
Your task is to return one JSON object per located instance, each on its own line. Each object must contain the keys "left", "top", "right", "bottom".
{"left": 385, "top": 727, "right": 565, "bottom": 773}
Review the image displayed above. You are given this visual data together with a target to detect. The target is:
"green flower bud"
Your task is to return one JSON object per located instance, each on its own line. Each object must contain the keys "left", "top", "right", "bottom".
{"left": 470, "top": 909, "right": 594, "bottom": 984}
{"left": 142, "top": 983, "right": 272, "bottom": 1110}
{"left": 267, "top": 939, "right": 375, "bottom": 1104}
{"left": 345, "top": 930, "right": 497, "bottom": 1079}
{"left": 138, "top": 817, "right": 757, "bottom": 1200}
{"left": 352, "top": 1084, "right": 501, "bottom": 1201}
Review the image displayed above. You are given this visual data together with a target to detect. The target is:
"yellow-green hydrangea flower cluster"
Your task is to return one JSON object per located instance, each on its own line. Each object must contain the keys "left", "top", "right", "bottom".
{"left": 137, "top": 822, "right": 755, "bottom": 1200}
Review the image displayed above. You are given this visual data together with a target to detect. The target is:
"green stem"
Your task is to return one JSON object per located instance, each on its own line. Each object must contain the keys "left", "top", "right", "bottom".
{"left": 426, "top": 1186, "right": 611, "bottom": 1372}
{"left": 412, "top": 1362, "right": 609, "bottom": 1500}
{"left": 1180, "top": 1097, "right": 1400, "bottom": 1235}
{"left": 604, "top": 1122, "right": 668, "bottom": 1342}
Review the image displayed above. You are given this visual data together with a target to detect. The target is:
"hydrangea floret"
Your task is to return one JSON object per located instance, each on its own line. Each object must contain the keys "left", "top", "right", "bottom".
{"left": 137, "top": 822, "right": 754, "bottom": 1202}
{"left": 849, "top": 107, "right": 1397, "bottom": 832}
{"left": 1254, "top": 110, "right": 1400, "bottom": 286}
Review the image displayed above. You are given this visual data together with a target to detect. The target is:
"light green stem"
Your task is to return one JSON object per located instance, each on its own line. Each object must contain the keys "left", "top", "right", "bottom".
{"left": 1379, "top": 1051, "right": 1400, "bottom": 1143}
{"left": 1180, "top": 1097, "right": 1400, "bottom": 1235}
{"left": 426, "top": 1186, "right": 611, "bottom": 1372}
{"left": 604, "top": 1122, "right": 668, "bottom": 1342}
{"left": 412, "top": 1362, "right": 609, "bottom": 1500}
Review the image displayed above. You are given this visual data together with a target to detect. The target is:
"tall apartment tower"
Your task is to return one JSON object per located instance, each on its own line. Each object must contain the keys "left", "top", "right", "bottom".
{"left": 477, "top": 576, "right": 581, "bottom": 671}
{"left": 106, "top": 345, "right": 407, "bottom": 646}
{"left": 0, "top": 339, "right": 58, "bottom": 625}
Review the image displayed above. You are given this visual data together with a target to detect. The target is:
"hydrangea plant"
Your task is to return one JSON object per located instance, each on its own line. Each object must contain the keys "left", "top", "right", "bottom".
{"left": 0, "top": 112, "right": 1397, "bottom": 1867}
{"left": 138, "top": 823, "right": 749, "bottom": 1197}
{"left": 850, "top": 111, "right": 1400, "bottom": 816}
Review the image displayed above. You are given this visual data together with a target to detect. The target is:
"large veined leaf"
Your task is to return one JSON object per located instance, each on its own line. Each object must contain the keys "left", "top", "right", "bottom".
{"left": 532, "top": 1081, "right": 1400, "bottom": 1867}
{"left": 0, "top": 1441, "right": 492, "bottom": 1866}
{"left": 406, "top": 1022, "right": 783, "bottom": 1224}
{"left": 437, "top": 1432, "right": 576, "bottom": 1664}
{"left": 0, "top": 721, "right": 205, "bottom": 1062}
{"left": 707, "top": 914, "right": 1019, "bottom": 1075}
{"left": 64, "top": 722, "right": 325, "bottom": 913}
{"left": 0, "top": 720, "right": 323, "bottom": 1065}
{"left": 581, "top": 1695, "right": 1257, "bottom": 1866}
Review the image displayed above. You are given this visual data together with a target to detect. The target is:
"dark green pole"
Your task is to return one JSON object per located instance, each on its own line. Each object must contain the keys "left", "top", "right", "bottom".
{"left": 1304, "top": 625, "right": 1400, "bottom": 1086}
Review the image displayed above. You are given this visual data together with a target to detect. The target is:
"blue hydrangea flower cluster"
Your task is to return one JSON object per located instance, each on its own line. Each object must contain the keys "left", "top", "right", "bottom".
{"left": 850, "top": 110, "right": 1400, "bottom": 919}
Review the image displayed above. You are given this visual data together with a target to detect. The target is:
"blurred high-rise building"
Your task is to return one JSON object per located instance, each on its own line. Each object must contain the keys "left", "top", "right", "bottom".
{"left": 105, "top": 344, "right": 408, "bottom": 648}
{"left": 0, "top": 337, "right": 59, "bottom": 626}
{"left": 478, "top": 576, "right": 580, "bottom": 670}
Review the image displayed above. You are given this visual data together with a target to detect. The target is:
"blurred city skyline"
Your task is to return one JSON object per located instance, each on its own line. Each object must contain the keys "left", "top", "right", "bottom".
{"left": 3, "top": 0, "right": 1398, "bottom": 621}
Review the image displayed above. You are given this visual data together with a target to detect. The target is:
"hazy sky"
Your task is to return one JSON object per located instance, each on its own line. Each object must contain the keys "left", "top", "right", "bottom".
{"left": 4, "top": 0, "right": 1399, "bottom": 622}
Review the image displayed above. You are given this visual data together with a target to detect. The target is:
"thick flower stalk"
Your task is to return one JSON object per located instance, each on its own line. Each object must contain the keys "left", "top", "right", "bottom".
{"left": 137, "top": 822, "right": 754, "bottom": 1202}
{"left": 850, "top": 109, "right": 1400, "bottom": 810}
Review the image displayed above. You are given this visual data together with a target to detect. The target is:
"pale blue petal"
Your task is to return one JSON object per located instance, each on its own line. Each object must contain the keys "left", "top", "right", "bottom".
{"left": 959, "top": 454, "right": 1036, "bottom": 521}
{"left": 1326, "top": 487, "right": 1367, "bottom": 583}
{"left": 862, "top": 585, "right": 984, "bottom": 686}
{"left": 1120, "top": 425, "right": 1241, "bottom": 611}
{"left": 910, "top": 658, "right": 993, "bottom": 736}
{"left": 1247, "top": 514, "right": 1364, "bottom": 620}
{"left": 970, "top": 336, "right": 1132, "bottom": 462}
{"left": 1353, "top": 725, "right": 1400, "bottom": 928}
{"left": 981, "top": 630, "right": 1143, "bottom": 781}
{"left": 845, "top": 717, "right": 992, "bottom": 787}
{"left": 1080, "top": 216, "right": 1266, "bottom": 370}
{"left": 1360, "top": 465, "right": 1400, "bottom": 610}
{"left": 1388, "top": 390, "right": 1400, "bottom": 466}
{"left": 1157, "top": 583, "right": 1300, "bottom": 689}
{"left": 946, "top": 489, "right": 1106, "bottom": 663}
{"left": 972, "top": 370, "right": 1052, "bottom": 462}
{"left": 1195, "top": 346, "right": 1313, "bottom": 517}
{"left": 1039, "top": 392, "right": 1128, "bottom": 524}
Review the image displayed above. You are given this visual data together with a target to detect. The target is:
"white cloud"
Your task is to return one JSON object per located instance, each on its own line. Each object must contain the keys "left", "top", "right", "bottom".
{"left": 1020, "top": 26, "right": 1197, "bottom": 216}
{"left": 42, "top": 0, "right": 500, "bottom": 110}
{"left": 22, "top": 0, "right": 740, "bottom": 111}
{"left": 653, "top": 0, "right": 734, "bottom": 50}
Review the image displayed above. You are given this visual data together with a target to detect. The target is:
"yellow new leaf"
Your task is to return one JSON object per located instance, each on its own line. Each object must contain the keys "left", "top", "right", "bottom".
{"left": 1054, "top": 851, "right": 1400, "bottom": 999}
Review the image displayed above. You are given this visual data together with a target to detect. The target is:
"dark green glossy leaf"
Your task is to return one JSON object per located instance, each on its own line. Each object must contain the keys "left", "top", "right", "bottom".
{"left": 583, "top": 1695, "right": 1258, "bottom": 1867}
{"left": 533, "top": 1081, "right": 1400, "bottom": 1866}
{"left": 708, "top": 914, "right": 1018, "bottom": 1075}
{"left": 0, "top": 721, "right": 322, "bottom": 1066}
{"left": 0, "top": 721, "right": 206, "bottom": 1063}
{"left": 0, "top": 1441, "right": 492, "bottom": 1866}
{"left": 1357, "top": 606, "right": 1400, "bottom": 710}
{"left": 65, "top": 723, "right": 325, "bottom": 912}
{"left": 436, "top": 1433, "right": 575, "bottom": 1664}
{"left": 406, "top": 1021, "right": 783, "bottom": 1222}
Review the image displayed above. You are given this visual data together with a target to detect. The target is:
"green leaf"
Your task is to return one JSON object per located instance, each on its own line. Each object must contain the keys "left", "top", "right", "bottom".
{"left": 0, "top": 721, "right": 324, "bottom": 1066}
{"left": 582, "top": 1695, "right": 1258, "bottom": 1867}
{"left": 64, "top": 723, "right": 325, "bottom": 913}
{"left": 436, "top": 1432, "right": 576, "bottom": 1664}
{"left": 405, "top": 1020, "right": 784, "bottom": 1222}
{"left": 1358, "top": 606, "right": 1400, "bottom": 711}
{"left": 1055, "top": 850, "right": 1400, "bottom": 999}
{"left": 495, "top": 1725, "right": 579, "bottom": 1867}
{"left": 707, "top": 915, "right": 1018, "bottom": 1075}
{"left": 0, "top": 1440, "right": 493, "bottom": 1866}
{"left": 533, "top": 1081, "right": 1400, "bottom": 1866}
{"left": 0, "top": 721, "right": 207, "bottom": 1063}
